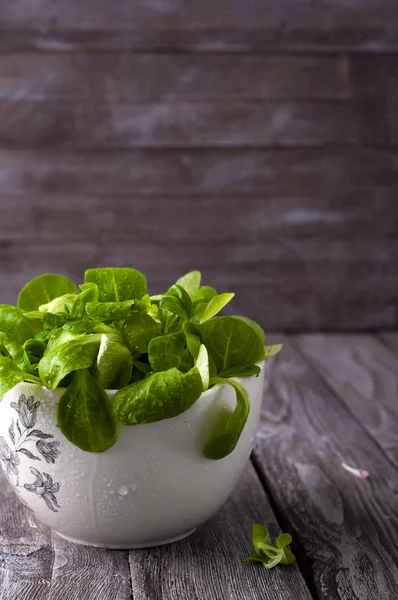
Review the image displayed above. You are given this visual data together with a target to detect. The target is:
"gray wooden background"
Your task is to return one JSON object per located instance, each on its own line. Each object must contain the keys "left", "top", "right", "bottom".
{"left": 0, "top": 0, "right": 397, "bottom": 330}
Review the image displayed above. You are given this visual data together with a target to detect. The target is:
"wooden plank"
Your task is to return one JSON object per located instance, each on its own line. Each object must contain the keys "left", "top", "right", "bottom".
{"left": 253, "top": 337, "right": 398, "bottom": 600}
{"left": 379, "top": 333, "right": 398, "bottom": 356}
{"left": 0, "top": 240, "right": 397, "bottom": 330}
{"left": 0, "top": 471, "right": 53, "bottom": 600}
{"left": 47, "top": 534, "right": 131, "bottom": 600}
{"left": 0, "top": 100, "right": 356, "bottom": 148}
{"left": 293, "top": 334, "right": 398, "bottom": 467}
{"left": 1, "top": 193, "right": 398, "bottom": 240}
{"left": 350, "top": 56, "right": 398, "bottom": 145}
{"left": 128, "top": 462, "right": 311, "bottom": 600}
{"left": 1, "top": 147, "right": 398, "bottom": 196}
{"left": 0, "top": 1, "right": 397, "bottom": 51}
{"left": 0, "top": 54, "right": 348, "bottom": 103}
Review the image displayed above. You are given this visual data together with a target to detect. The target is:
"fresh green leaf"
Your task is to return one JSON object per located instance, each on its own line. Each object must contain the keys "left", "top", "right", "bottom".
{"left": 182, "top": 366, "right": 203, "bottom": 404}
{"left": 199, "top": 316, "right": 265, "bottom": 371}
{"left": 167, "top": 284, "right": 192, "bottom": 318}
{"left": 202, "top": 377, "right": 250, "bottom": 460}
{"left": 192, "top": 286, "right": 217, "bottom": 305}
{"left": 199, "top": 293, "right": 235, "bottom": 323}
{"left": 122, "top": 312, "right": 161, "bottom": 353}
{"left": 57, "top": 369, "right": 120, "bottom": 452}
{"left": 113, "top": 367, "right": 201, "bottom": 425}
{"left": 62, "top": 320, "right": 98, "bottom": 334}
{"left": 234, "top": 316, "right": 265, "bottom": 343}
{"left": 84, "top": 267, "right": 146, "bottom": 302}
{"left": 18, "top": 274, "right": 79, "bottom": 312}
{"left": 175, "top": 271, "right": 201, "bottom": 297}
{"left": 157, "top": 295, "right": 188, "bottom": 322}
{"left": 178, "top": 348, "right": 194, "bottom": 373}
{"left": 0, "top": 305, "right": 42, "bottom": 345}
{"left": 245, "top": 524, "right": 296, "bottom": 570}
{"left": 276, "top": 533, "right": 292, "bottom": 549}
{"left": 195, "top": 344, "right": 209, "bottom": 391}
{"left": 0, "top": 356, "right": 40, "bottom": 399}
{"left": 252, "top": 524, "right": 272, "bottom": 552}
{"left": 148, "top": 330, "right": 185, "bottom": 372}
{"left": 71, "top": 284, "right": 99, "bottom": 318}
{"left": 183, "top": 321, "right": 202, "bottom": 361}
{"left": 85, "top": 300, "right": 135, "bottom": 321}
{"left": 95, "top": 334, "right": 133, "bottom": 389}
{"left": 39, "top": 293, "right": 78, "bottom": 314}
{"left": 219, "top": 364, "right": 261, "bottom": 378}
{"left": 264, "top": 344, "right": 283, "bottom": 357}
{"left": 39, "top": 335, "right": 101, "bottom": 389}
{"left": 193, "top": 302, "right": 208, "bottom": 320}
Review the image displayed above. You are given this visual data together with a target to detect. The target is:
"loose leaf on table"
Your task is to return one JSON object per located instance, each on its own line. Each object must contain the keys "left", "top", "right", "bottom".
{"left": 195, "top": 344, "right": 209, "bottom": 391}
{"left": 148, "top": 330, "right": 185, "bottom": 372}
{"left": 245, "top": 524, "right": 296, "bottom": 569}
{"left": 85, "top": 300, "right": 135, "bottom": 321}
{"left": 0, "top": 305, "right": 42, "bottom": 345}
{"left": 113, "top": 367, "right": 202, "bottom": 425}
{"left": 17, "top": 274, "right": 79, "bottom": 312}
{"left": 202, "top": 377, "right": 250, "bottom": 460}
{"left": 95, "top": 334, "right": 132, "bottom": 389}
{"left": 219, "top": 364, "right": 261, "bottom": 378}
{"left": 0, "top": 357, "right": 40, "bottom": 400}
{"left": 122, "top": 312, "right": 161, "bottom": 353}
{"left": 39, "top": 335, "right": 101, "bottom": 389}
{"left": 199, "top": 293, "right": 235, "bottom": 324}
{"left": 84, "top": 267, "right": 147, "bottom": 302}
{"left": 175, "top": 270, "right": 201, "bottom": 297}
{"left": 57, "top": 369, "right": 120, "bottom": 452}
{"left": 199, "top": 316, "right": 266, "bottom": 371}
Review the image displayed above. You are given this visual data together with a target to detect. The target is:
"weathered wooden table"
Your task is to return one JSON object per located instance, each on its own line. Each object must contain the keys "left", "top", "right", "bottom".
{"left": 1, "top": 333, "right": 397, "bottom": 600}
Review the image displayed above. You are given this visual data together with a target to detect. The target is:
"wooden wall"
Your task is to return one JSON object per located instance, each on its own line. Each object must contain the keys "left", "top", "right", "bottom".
{"left": 0, "top": 1, "right": 397, "bottom": 330}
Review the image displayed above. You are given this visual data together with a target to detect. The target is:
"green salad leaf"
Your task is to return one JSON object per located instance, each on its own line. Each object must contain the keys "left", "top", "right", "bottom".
{"left": 245, "top": 524, "right": 296, "bottom": 569}
{"left": 57, "top": 369, "right": 120, "bottom": 452}
{"left": 0, "top": 267, "right": 281, "bottom": 458}
{"left": 18, "top": 274, "right": 79, "bottom": 312}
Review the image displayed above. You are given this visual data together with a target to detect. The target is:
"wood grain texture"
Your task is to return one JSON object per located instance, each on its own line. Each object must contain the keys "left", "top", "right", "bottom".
{"left": 0, "top": 472, "right": 53, "bottom": 600}
{"left": 1, "top": 148, "right": 398, "bottom": 197}
{"left": 128, "top": 462, "right": 311, "bottom": 600}
{"left": 0, "top": 100, "right": 356, "bottom": 148}
{"left": 293, "top": 334, "right": 398, "bottom": 467}
{"left": 0, "top": 240, "right": 397, "bottom": 330}
{"left": 350, "top": 56, "right": 398, "bottom": 145}
{"left": 0, "top": 54, "right": 348, "bottom": 102}
{"left": 2, "top": 194, "right": 397, "bottom": 241}
{"left": 0, "top": 0, "right": 397, "bottom": 51}
{"left": 253, "top": 337, "right": 398, "bottom": 599}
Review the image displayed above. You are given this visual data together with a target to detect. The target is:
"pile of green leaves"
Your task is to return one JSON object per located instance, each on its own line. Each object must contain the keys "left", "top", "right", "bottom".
{"left": 245, "top": 524, "right": 296, "bottom": 569}
{"left": 0, "top": 268, "right": 281, "bottom": 458}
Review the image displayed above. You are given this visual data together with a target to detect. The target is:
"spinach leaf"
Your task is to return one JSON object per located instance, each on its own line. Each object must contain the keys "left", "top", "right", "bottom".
{"left": 94, "top": 334, "right": 132, "bottom": 389}
{"left": 264, "top": 344, "right": 283, "bottom": 357}
{"left": 182, "top": 366, "right": 203, "bottom": 403}
{"left": 39, "top": 293, "right": 78, "bottom": 314}
{"left": 84, "top": 267, "right": 146, "bottom": 302}
{"left": 148, "top": 330, "right": 185, "bottom": 372}
{"left": 156, "top": 295, "right": 188, "bottom": 322}
{"left": 17, "top": 274, "right": 79, "bottom": 312}
{"left": 57, "top": 369, "right": 120, "bottom": 452}
{"left": 0, "top": 356, "right": 40, "bottom": 399}
{"left": 234, "top": 316, "right": 265, "bottom": 343}
{"left": 192, "top": 286, "right": 217, "bottom": 305}
{"left": 175, "top": 271, "right": 201, "bottom": 297}
{"left": 219, "top": 364, "right": 261, "bottom": 378}
{"left": 183, "top": 321, "right": 201, "bottom": 360}
{"left": 113, "top": 367, "right": 201, "bottom": 425}
{"left": 85, "top": 300, "right": 135, "bottom": 321}
{"left": 202, "top": 377, "right": 250, "bottom": 460}
{"left": 167, "top": 285, "right": 192, "bottom": 318}
{"left": 62, "top": 320, "right": 98, "bottom": 334}
{"left": 178, "top": 348, "right": 194, "bottom": 373}
{"left": 39, "top": 335, "right": 101, "bottom": 389}
{"left": 71, "top": 283, "right": 99, "bottom": 318}
{"left": 199, "top": 316, "right": 265, "bottom": 371}
{"left": 245, "top": 524, "right": 296, "bottom": 569}
{"left": 199, "top": 293, "right": 235, "bottom": 323}
{"left": 0, "top": 305, "right": 42, "bottom": 345}
{"left": 122, "top": 312, "right": 161, "bottom": 353}
{"left": 195, "top": 344, "right": 209, "bottom": 391}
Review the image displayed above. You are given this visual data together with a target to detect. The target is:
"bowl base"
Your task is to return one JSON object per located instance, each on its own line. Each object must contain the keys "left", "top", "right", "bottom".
{"left": 52, "top": 528, "right": 197, "bottom": 549}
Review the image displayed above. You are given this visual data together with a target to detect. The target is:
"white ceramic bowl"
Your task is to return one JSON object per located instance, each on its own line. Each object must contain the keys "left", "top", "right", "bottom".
{"left": 0, "top": 362, "right": 266, "bottom": 548}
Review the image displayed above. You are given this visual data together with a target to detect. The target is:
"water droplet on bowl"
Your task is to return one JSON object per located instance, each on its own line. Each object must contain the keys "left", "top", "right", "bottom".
{"left": 117, "top": 485, "right": 128, "bottom": 496}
